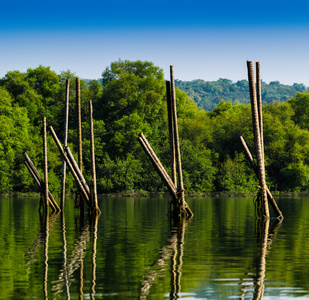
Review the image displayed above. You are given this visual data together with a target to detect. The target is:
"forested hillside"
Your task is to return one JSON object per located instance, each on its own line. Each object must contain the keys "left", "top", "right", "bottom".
{"left": 176, "top": 78, "right": 307, "bottom": 110}
{"left": 1, "top": 60, "right": 309, "bottom": 195}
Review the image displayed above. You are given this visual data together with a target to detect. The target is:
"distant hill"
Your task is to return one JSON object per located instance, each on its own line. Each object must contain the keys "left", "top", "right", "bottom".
{"left": 175, "top": 78, "right": 307, "bottom": 111}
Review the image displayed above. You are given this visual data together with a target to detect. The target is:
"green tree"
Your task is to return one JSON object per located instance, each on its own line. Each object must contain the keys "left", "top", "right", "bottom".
{"left": 97, "top": 60, "right": 166, "bottom": 159}
{"left": 0, "top": 87, "right": 32, "bottom": 192}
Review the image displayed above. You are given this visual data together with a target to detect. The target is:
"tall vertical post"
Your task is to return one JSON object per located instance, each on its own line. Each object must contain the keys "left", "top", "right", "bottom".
{"left": 166, "top": 80, "right": 177, "bottom": 186}
{"left": 76, "top": 78, "right": 84, "bottom": 214}
{"left": 76, "top": 78, "right": 82, "bottom": 173}
{"left": 256, "top": 62, "right": 264, "bottom": 164}
{"left": 170, "top": 66, "right": 185, "bottom": 207}
{"left": 43, "top": 117, "right": 49, "bottom": 211}
{"left": 247, "top": 61, "right": 269, "bottom": 219}
{"left": 89, "top": 100, "right": 100, "bottom": 213}
{"left": 61, "top": 79, "right": 70, "bottom": 209}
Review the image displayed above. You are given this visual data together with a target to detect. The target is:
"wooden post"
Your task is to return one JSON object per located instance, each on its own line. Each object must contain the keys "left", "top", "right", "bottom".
{"left": 89, "top": 100, "right": 100, "bottom": 213}
{"left": 138, "top": 133, "right": 176, "bottom": 195}
{"left": 170, "top": 66, "right": 185, "bottom": 205}
{"left": 76, "top": 78, "right": 83, "bottom": 173}
{"left": 24, "top": 152, "right": 60, "bottom": 211}
{"left": 50, "top": 126, "right": 90, "bottom": 206}
{"left": 239, "top": 136, "right": 283, "bottom": 218}
{"left": 256, "top": 62, "right": 264, "bottom": 164}
{"left": 138, "top": 133, "right": 193, "bottom": 218}
{"left": 24, "top": 159, "right": 58, "bottom": 212}
{"left": 43, "top": 117, "right": 49, "bottom": 212}
{"left": 76, "top": 78, "right": 84, "bottom": 214}
{"left": 65, "top": 146, "right": 90, "bottom": 196}
{"left": 61, "top": 79, "right": 70, "bottom": 209}
{"left": 166, "top": 80, "right": 177, "bottom": 186}
{"left": 247, "top": 61, "right": 269, "bottom": 219}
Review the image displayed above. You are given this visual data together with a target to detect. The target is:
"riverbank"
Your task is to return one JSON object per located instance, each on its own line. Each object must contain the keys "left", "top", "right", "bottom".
{"left": 3, "top": 190, "right": 309, "bottom": 198}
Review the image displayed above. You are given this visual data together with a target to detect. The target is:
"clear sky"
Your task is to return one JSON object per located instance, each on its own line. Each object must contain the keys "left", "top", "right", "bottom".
{"left": 2, "top": 0, "right": 309, "bottom": 85}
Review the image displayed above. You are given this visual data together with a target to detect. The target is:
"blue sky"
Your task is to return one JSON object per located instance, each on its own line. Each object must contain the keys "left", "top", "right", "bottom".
{"left": 2, "top": 0, "right": 309, "bottom": 85}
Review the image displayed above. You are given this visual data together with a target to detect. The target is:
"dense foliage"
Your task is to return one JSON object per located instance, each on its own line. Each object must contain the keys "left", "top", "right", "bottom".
{"left": 1, "top": 60, "right": 309, "bottom": 195}
{"left": 176, "top": 78, "right": 307, "bottom": 111}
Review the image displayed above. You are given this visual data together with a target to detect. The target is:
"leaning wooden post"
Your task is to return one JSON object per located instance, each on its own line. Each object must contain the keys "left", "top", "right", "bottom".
{"left": 166, "top": 80, "right": 177, "bottom": 186}
{"left": 24, "top": 160, "right": 57, "bottom": 212}
{"left": 24, "top": 152, "right": 60, "bottom": 212}
{"left": 247, "top": 61, "right": 269, "bottom": 219}
{"left": 65, "top": 146, "right": 91, "bottom": 196}
{"left": 170, "top": 66, "right": 185, "bottom": 207}
{"left": 43, "top": 117, "right": 49, "bottom": 211}
{"left": 89, "top": 100, "right": 100, "bottom": 214}
{"left": 50, "top": 126, "right": 90, "bottom": 206}
{"left": 61, "top": 79, "right": 70, "bottom": 209}
{"left": 138, "top": 133, "right": 193, "bottom": 218}
{"left": 240, "top": 136, "right": 283, "bottom": 218}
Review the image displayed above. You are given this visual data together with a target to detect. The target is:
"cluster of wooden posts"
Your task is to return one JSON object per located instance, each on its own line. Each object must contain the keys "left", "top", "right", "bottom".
{"left": 24, "top": 79, "right": 100, "bottom": 215}
{"left": 24, "top": 62, "right": 284, "bottom": 220}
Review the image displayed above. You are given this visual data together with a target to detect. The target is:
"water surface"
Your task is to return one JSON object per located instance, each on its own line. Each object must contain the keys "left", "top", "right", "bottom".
{"left": 0, "top": 196, "right": 308, "bottom": 299}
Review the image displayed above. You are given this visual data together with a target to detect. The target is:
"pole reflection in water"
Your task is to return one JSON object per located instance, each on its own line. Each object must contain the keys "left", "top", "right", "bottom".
{"left": 43, "top": 212, "right": 49, "bottom": 300}
{"left": 140, "top": 217, "right": 189, "bottom": 299}
{"left": 242, "top": 218, "right": 282, "bottom": 300}
{"left": 170, "top": 217, "right": 187, "bottom": 299}
{"left": 62, "top": 212, "right": 70, "bottom": 299}
{"left": 41, "top": 212, "right": 59, "bottom": 299}
{"left": 51, "top": 215, "right": 90, "bottom": 297}
{"left": 79, "top": 213, "right": 85, "bottom": 300}
{"left": 90, "top": 214, "right": 99, "bottom": 300}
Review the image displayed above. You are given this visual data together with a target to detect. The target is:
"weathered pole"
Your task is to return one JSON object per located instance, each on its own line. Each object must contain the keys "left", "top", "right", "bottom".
{"left": 43, "top": 117, "right": 49, "bottom": 212}
{"left": 24, "top": 160, "right": 57, "bottom": 212}
{"left": 138, "top": 133, "right": 193, "bottom": 218}
{"left": 61, "top": 79, "right": 70, "bottom": 209}
{"left": 138, "top": 133, "right": 176, "bottom": 195}
{"left": 76, "top": 78, "right": 84, "bottom": 214}
{"left": 89, "top": 100, "right": 100, "bottom": 214}
{"left": 65, "top": 146, "right": 90, "bottom": 196}
{"left": 170, "top": 66, "right": 185, "bottom": 205}
{"left": 50, "top": 126, "right": 90, "bottom": 206}
{"left": 24, "top": 152, "right": 60, "bottom": 212}
{"left": 239, "top": 136, "right": 283, "bottom": 218}
{"left": 166, "top": 80, "right": 177, "bottom": 186}
{"left": 256, "top": 62, "right": 264, "bottom": 164}
{"left": 76, "top": 78, "right": 83, "bottom": 173}
{"left": 247, "top": 61, "right": 269, "bottom": 218}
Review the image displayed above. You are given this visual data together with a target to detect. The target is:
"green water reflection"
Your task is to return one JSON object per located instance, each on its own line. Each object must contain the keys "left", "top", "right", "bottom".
{"left": 0, "top": 197, "right": 309, "bottom": 299}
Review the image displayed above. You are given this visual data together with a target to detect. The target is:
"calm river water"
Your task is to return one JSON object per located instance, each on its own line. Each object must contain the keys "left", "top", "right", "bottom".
{"left": 0, "top": 196, "right": 309, "bottom": 299}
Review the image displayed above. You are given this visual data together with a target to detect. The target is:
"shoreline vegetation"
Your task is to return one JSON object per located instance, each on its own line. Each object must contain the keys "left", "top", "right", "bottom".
{"left": 2, "top": 60, "right": 309, "bottom": 196}
{"left": 2, "top": 190, "right": 309, "bottom": 199}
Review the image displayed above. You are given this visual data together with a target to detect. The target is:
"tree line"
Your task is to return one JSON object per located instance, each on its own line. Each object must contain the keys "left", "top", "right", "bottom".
{"left": 176, "top": 78, "right": 307, "bottom": 110}
{"left": 1, "top": 60, "right": 309, "bottom": 195}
